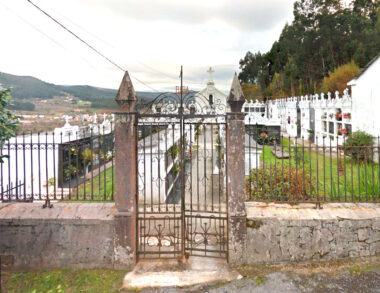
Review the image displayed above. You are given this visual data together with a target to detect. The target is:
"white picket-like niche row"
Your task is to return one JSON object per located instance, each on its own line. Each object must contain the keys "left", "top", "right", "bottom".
{"left": 268, "top": 89, "right": 355, "bottom": 146}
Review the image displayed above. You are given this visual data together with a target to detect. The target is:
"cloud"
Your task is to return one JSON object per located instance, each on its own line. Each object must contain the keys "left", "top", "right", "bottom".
{"left": 94, "top": 0, "right": 293, "bottom": 32}
{"left": 0, "top": 0, "right": 294, "bottom": 91}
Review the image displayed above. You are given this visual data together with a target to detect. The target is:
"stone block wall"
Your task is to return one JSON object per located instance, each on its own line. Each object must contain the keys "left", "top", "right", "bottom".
{"left": 0, "top": 203, "right": 116, "bottom": 270}
{"left": 245, "top": 202, "right": 380, "bottom": 264}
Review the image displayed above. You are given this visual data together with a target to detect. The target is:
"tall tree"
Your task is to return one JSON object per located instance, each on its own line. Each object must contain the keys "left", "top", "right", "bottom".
{"left": 0, "top": 87, "right": 19, "bottom": 162}
{"left": 238, "top": 0, "right": 380, "bottom": 98}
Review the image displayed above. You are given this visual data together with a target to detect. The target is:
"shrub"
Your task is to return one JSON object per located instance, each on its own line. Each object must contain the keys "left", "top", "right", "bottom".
{"left": 246, "top": 165, "right": 316, "bottom": 201}
{"left": 322, "top": 61, "right": 360, "bottom": 94}
{"left": 344, "top": 131, "right": 374, "bottom": 161}
{"left": 257, "top": 132, "right": 277, "bottom": 145}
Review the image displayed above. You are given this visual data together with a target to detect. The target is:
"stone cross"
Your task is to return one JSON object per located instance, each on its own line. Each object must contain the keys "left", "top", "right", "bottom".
{"left": 207, "top": 67, "right": 214, "bottom": 84}
{"left": 63, "top": 115, "right": 71, "bottom": 126}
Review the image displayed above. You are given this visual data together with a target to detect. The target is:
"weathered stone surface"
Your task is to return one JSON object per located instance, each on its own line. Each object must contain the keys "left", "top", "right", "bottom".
{"left": 115, "top": 71, "right": 137, "bottom": 112}
{"left": 113, "top": 111, "right": 137, "bottom": 269}
{"left": 227, "top": 73, "right": 245, "bottom": 112}
{"left": 226, "top": 113, "right": 247, "bottom": 266}
{"left": 245, "top": 202, "right": 380, "bottom": 264}
{"left": 0, "top": 203, "right": 116, "bottom": 270}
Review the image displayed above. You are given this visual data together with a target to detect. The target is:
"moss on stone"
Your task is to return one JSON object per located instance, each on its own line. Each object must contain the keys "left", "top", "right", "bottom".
{"left": 246, "top": 219, "right": 263, "bottom": 229}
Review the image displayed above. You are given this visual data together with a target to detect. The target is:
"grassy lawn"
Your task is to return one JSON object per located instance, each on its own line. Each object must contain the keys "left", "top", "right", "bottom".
{"left": 248, "top": 138, "right": 380, "bottom": 201}
{"left": 1, "top": 269, "right": 128, "bottom": 293}
{"left": 65, "top": 167, "right": 115, "bottom": 202}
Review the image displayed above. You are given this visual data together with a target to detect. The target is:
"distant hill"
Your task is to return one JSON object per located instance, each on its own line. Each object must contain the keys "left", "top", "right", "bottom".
{"left": 0, "top": 72, "right": 160, "bottom": 103}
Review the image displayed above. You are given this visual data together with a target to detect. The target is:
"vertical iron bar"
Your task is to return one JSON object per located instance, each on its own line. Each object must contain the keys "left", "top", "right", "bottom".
{"left": 364, "top": 146, "right": 368, "bottom": 201}
{"left": 371, "top": 144, "right": 375, "bottom": 201}
{"left": 302, "top": 137, "right": 305, "bottom": 199}
{"left": 60, "top": 132, "right": 63, "bottom": 200}
{"left": 158, "top": 124, "right": 161, "bottom": 211}
{"left": 31, "top": 132, "right": 34, "bottom": 200}
{"left": 111, "top": 122, "right": 114, "bottom": 200}
{"left": 23, "top": 133, "right": 26, "bottom": 200}
{"left": 274, "top": 140, "right": 278, "bottom": 200}
{"left": 295, "top": 138, "right": 298, "bottom": 200}
{"left": 45, "top": 132, "right": 49, "bottom": 202}
{"left": 323, "top": 137, "right": 326, "bottom": 201}
{"left": 53, "top": 132, "right": 56, "bottom": 200}
{"left": 337, "top": 137, "right": 340, "bottom": 201}
{"left": 97, "top": 125, "right": 101, "bottom": 198}
{"left": 82, "top": 129, "right": 86, "bottom": 200}
{"left": 288, "top": 135, "right": 291, "bottom": 202}
{"left": 74, "top": 131, "right": 80, "bottom": 200}
{"left": 68, "top": 132, "right": 71, "bottom": 200}
{"left": 103, "top": 126, "right": 107, "bottom": 200}
{"left": 343, "top": 135, "right": 347, "bottom": 201}
{"left": 316, "top": 137, "right": 319, "bottom": 203}
{"left": 150, "top": 123, "right": 153, "bottom": 211}
{"left": 0, "top": 145, "right": 3, "bottom": 200}
{"left": 211, "top": 123, "right": 214, "bottom": 211}
{"left": 281, "top": 135, "right": 284, "bottom": 200}
{"left": 90, "top": 128, "right": 94, "bottom": 200}
{"left": 203, "top": 124, "right": 207, "bottom": 210}
{"left": 15, "top": 135, "right": 19, "bottom": 200}
{"left": 330, "top": 137, "right": 333, "bottom": 200}
{"left": 38, "top": 132, "right": 42, "bottom": 200}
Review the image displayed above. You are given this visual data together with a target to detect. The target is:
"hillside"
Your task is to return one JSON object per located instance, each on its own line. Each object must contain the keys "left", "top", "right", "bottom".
{"left": 0, "top": 72, "right": 159, "bottom": 103}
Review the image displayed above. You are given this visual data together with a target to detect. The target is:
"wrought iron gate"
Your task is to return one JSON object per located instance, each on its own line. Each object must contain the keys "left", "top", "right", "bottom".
{"left": 135, "top": 92, "right": 228, "bottom": 260}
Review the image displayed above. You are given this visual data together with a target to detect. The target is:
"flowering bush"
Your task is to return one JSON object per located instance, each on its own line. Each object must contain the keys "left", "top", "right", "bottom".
{"left": 257, "top": 132, "right": 277, "bottom": 145}
{"left": 246, "top": 165, "right": 316, "bottom": 201}
{"left": 337, "top": 128, "right": 348, "bottom": 135}
{"left": 335, "top": 112, "right": 342, "bottom": 121}
{"left": 343, "top": 113, "right": 351, "bottom": 119}
{"left": 344, "top": 131, "right": 374, "bottom": 161}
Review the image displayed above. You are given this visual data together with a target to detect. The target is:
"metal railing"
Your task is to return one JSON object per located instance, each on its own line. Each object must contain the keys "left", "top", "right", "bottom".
{"left": 0, "top": 124, "right": 114, "bottom": 203}
{"left": 246, "top": 135, "right": 380, "bottom": 203}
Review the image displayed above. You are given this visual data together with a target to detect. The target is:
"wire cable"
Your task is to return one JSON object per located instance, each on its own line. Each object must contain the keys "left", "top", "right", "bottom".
{"left": 26, "top": 0, "right": 161, "bottom": 92}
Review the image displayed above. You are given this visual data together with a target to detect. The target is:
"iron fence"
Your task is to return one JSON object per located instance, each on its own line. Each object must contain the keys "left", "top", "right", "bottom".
{"left": 246, "top": 135, "right": 380, "bottom": 203}
{"left": 0, "top": 124, "right": 114, "bottom": 203}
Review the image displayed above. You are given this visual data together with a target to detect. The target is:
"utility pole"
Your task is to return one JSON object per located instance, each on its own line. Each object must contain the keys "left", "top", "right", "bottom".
{"left": 180, "top": 65, "right": 183, "bottom": 114}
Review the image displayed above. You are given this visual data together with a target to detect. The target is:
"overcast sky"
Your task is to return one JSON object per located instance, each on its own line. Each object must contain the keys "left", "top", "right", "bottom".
{"left": 0, "top": 0, "right": 294, "bottom": 92}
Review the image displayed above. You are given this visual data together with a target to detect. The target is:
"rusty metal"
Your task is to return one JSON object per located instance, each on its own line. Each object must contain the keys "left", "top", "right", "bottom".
{"left": 246, "top": 135, "right": 380, "bottom": 204}
{"left": 0, "top": 125, "right": 115, "bottom": 203}
{"left": 135, "top": 69, "right": 228, "bottom": 259}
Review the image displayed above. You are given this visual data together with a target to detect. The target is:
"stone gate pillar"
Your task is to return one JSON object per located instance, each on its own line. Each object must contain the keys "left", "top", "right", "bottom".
{"left": 113, "top": 71, "right": 138, "bottom": 269}
{"left": 226, "top": 73, "right": 247, "bottom": 265}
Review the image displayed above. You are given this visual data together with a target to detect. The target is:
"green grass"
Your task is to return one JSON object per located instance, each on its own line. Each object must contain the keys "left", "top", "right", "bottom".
{"left": 2, "top": 269, "right": 128, "bottom": 293}
{"left": 255, "top": 138, "right": 380, "bottom": 201}
{"left": 65, "top": 167, "right": 115, "bottom": 201}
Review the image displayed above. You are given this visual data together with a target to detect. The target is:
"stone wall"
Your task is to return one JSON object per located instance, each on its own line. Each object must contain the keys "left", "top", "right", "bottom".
{"left": 0, "top": 203, "right": 116, "bottom": 270}
{"left": 245, "top": 202, "right": 380, "bottom": 264}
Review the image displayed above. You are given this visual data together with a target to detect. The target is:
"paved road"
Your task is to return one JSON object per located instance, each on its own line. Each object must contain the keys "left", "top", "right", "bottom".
{"left": 185, "top": 124, "right": 226, "bottom": 212}
{"left": 139, "top": 269, "right": 380, "bottom": 293}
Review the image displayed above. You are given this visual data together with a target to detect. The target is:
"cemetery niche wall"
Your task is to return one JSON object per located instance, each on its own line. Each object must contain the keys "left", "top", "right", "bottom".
{"left": 268, "top": 88, "right": 379, "bottom": 146}
{"left": 267, "top": 55, "right": 380, "bottom": 145}
{"left": 243, "top": 99, "right": 281, "bottom": 145}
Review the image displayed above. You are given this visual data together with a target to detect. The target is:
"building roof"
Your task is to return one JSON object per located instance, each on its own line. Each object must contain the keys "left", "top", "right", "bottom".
{"left": 349, "top": 53, "right": 380, "bottom": 83}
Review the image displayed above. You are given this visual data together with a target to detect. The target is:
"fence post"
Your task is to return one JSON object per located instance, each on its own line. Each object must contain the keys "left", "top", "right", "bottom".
{"left": 113, "top": 71, "right": 138, "bottom": 269}
{"left": 226, "top": 73, "right": 247, "bottom": 265}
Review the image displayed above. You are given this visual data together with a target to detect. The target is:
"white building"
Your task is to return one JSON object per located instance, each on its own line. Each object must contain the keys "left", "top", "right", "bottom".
{"left": 348, "top": 54, "right": 380, "bottom": 137}
{"left": 193, "top": 67, "right": 229, "bottom": 115}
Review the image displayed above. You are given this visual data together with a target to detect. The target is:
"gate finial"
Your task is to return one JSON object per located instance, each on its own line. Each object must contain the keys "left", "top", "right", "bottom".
{"left": 228, "top": 73, "right": 245, "bottom": 112}
{"left": 115, "top": 71, "right": 137, "bottom": 112}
